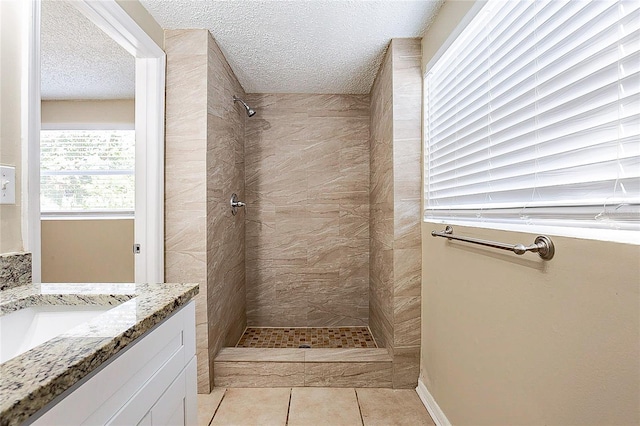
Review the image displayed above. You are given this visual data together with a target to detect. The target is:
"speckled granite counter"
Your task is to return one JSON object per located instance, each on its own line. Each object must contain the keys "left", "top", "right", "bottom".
{"left": 0, "top": 282, "right": 199, "bottom": 426}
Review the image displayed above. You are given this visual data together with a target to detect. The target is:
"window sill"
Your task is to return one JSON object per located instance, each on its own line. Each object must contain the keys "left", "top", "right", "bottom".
{"left": 424, "top": 217, "right": 640, "bottom": 246}
{"left": 41, "top": 211, "right": 134, "bottom": 221}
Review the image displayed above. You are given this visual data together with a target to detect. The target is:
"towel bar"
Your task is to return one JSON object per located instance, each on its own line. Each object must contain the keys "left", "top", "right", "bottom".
{"left": 431, "top": 226, "right": 555, "bottom": 260}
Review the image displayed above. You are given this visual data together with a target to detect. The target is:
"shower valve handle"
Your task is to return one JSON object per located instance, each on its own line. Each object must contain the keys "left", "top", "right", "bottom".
{"left": 230, "top": 193, "right": 245, "bottom": 215}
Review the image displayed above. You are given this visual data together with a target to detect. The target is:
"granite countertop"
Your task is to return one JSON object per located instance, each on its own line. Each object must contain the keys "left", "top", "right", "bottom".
{"left": 0, "top": 282, "right": 199, "bottom": 426}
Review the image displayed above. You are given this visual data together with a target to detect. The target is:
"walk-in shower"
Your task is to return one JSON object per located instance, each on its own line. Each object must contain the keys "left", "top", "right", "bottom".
{"left": 233, "top": 95, "right": 255, "bottom": 117}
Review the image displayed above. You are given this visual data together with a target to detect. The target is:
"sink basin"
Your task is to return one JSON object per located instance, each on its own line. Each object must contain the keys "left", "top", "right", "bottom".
{"left": 0, "top": 305, "right": 113, "bottom": 363}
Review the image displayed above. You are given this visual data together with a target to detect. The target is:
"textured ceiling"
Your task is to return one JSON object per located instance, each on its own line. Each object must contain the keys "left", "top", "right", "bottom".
{"left": 41, "top": 0, "right": 135, "bottom": 100}
{"left": 141, "top": 0, "right": 443, "bottom": 94}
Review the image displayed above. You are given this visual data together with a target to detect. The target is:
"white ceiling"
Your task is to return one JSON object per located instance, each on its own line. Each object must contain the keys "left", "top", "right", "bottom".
{"left": 40, "top": 0, "right": 135, "bottom": 100}
{"left": 141, "top": 0, "right": 443, "bottom": 94}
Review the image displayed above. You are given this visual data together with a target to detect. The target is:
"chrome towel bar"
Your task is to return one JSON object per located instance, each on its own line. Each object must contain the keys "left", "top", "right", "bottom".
{"left": 431, "top": 226, "right": 555, "bottom": 260}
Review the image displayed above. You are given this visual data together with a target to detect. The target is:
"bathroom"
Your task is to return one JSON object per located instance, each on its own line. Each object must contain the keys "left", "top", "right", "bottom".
{"left": 0, "top": 0, "right": 639, "bottom": 425}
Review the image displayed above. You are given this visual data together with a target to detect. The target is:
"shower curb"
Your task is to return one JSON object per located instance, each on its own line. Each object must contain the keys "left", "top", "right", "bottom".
{"left": 213, "top": 347, "right": 393, "bottom": 388}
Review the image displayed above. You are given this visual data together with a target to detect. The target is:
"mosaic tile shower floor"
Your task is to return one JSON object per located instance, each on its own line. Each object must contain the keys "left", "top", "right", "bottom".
{"left": 236, "top": 327, "right": 378, "bottom": 349}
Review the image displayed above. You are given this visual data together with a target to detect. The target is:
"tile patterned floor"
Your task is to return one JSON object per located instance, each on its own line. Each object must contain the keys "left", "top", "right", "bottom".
{"left": 236, "top": 327, "right": 378, "bottom": 348}
{"left": 198, "top": 387, "right": 435, "bottom": 426}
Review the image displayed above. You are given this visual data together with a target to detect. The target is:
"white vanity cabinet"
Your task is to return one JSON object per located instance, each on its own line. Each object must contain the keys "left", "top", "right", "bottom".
{"left": 30, "top": 301, "right": 197, "bottom": 426}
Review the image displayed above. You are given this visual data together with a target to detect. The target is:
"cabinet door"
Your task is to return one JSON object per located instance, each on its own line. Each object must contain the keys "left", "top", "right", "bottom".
{"left": 137, "top": 411, "right": 152, "bottom": 426}
{"left": 148, "top": 358, "right": 197, "bottom": 425}
{"left": 149, "top": 363, "right": 188, "bottom": 426}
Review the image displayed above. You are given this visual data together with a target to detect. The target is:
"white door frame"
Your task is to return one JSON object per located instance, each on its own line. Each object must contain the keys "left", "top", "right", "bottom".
{"left": 27, "top": 0, "right": 165, "bottom": 283}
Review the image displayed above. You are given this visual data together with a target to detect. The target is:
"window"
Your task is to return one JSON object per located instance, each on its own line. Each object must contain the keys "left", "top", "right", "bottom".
{"left": 424, "top": 0, "right": 639, "bottom": 236}
{"left": 40, "top": 130, "right": 135, "bottom": 215}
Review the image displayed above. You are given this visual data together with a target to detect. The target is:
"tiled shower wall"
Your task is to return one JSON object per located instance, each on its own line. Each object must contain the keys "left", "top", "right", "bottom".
{"left": 244, "top": 94, "right": 370, "bottom": 327}
{"left": 369, "top": 39, "right": 423, "bottom": 388}
{"left": 206, "top": 32, "right": 247, "bottom": 374}
{"left": 165, "top": 30, "right": 246, "bottom": 393}
{"left": 369, "top": 41, "right": 394, "bottom": 350}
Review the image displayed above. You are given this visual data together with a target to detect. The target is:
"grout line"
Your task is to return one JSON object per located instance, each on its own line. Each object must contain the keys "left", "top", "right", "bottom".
{"left": 236, "top": 327, "right": 378, "bottom": 349}
{"left": 285, "top": 388, "right": 292, "bottom": 425}
{"left": 244, "top": 325, "right": 369, "bottom": 331}
{"left": 233, "top": 326, "right": 249, "bottom": 347}
{"left": 209, "top": 388, "right": 227, "bottom": 425}
{"left": 366, "top": 326, "right": 379, "bottom": 348}
{"left": 354, "top": 388, "right": 365, "bottom": 426}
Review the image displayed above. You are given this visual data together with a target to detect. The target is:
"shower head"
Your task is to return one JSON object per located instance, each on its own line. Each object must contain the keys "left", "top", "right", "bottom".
{"left": 233, "top": 95, "right": 256, "bottom": 117}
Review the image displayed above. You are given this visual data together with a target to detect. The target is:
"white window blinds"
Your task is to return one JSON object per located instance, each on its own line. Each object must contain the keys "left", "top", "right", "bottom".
{"left": 41, "top": 130, "right": 135, "bottom": 213}
{"left": 425, "top": 0, "right": 640, "bottom": 231}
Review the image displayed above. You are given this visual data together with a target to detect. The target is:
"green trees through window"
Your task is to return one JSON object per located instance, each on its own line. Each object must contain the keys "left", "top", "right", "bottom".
{"left": 40, "top": 130, "right": 135, "bottom": 213}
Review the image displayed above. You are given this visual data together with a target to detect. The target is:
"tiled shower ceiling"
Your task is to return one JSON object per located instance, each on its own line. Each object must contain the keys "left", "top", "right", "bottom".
{"left": 140, "top": 0, "right": 443, "bottom": 94}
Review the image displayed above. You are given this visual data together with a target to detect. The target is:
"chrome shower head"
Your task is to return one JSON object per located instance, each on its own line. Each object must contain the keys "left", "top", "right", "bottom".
{"left": 233, "top": 95, "right": 256, "bottom": 117}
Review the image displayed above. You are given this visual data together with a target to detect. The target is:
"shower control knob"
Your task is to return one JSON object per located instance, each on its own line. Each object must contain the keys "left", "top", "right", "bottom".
{"left": 230, "top": 193, "right": 246, "bottom": 215}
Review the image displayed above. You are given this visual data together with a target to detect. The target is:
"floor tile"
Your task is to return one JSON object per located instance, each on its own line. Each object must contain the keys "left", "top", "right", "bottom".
{"left": 197, "top": 388, "right": 226, "bottom": 426}
{"left": 356, "top": 388, "right": 435, "bottom": 426}
{"left": 288, "top": 387, "right": 362, "bottom": 426}
{"left": 237, "top": 327, "right": 377, "bottom": 348}
{"left": 211, "top": 387, "right": 290, "bottom": 426}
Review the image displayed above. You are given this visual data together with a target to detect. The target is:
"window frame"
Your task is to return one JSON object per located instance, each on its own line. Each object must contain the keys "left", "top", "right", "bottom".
{"left": 39, "top": 122, "right": 135, "bottom": 220}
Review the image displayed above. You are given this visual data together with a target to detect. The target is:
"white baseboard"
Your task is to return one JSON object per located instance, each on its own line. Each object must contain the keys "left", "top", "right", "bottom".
{"left": 416, "top": 378, "right": 451, "bottom": 426}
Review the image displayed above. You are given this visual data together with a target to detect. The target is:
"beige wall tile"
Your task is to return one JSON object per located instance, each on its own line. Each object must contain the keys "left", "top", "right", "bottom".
{"left": 369, "top": 42, "right": 396, "bottom": 358}
{"left": 165, "top": 29, "right": 209, "bottom": 56}
{"left": 165, "top": 59, "right": 208, "bottom": 139}
{"left": 369, "top": 38, "right": 423, "bottom": 388}
{"left": 214, "top": 362, "right": 304, "bottom": 387}
{"left": 369, "top": 294, "right": 393, "bottom": 349}
{"left": 391, "top": 346, "right": 421, "bottom": 389}
{"left": 304, "top": 362, "right": 392, "bottom": 387}
{"left": 304, "top": 348, "right": 392, "bottom": 362}
{"left": 204, "top": 30, "right": 247, "bottom": 381}
{"left": 394, "top": 296, "right": 421, "bottom": 347}
{"left": 245, "top": 94, "right": 370, "bottom": 327}
{"left": 394, "top": 200, "right": 421, "bottom": 249}
{"left": 215, "top": 348, "right": 305, "bottom": 362}
{"left": 166, "top": 29, "right": 247, "bottom": 392}
{"left": 165, "top": 30, "right": 212, "bottom": 391}
{"left": 394, "top": 248, "right": 421, "bottom": 297}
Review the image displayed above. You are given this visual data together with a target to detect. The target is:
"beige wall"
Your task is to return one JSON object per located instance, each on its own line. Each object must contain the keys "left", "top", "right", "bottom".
{"left": 41, "top": 219, "right": 133, "bottom": 282}
{"left": 244, "top": 93, "right": 370, "bottom": 327}
{"left": 165, "top": 30, "right": 247, "bottom": 393}
{"left": 420, "top": 1, "right": 640, "bottom": 424}
{"left": 0, "top": 0, "right": 159, "bottom": 257}
{"left": 369, "top": 39, "right": 423, "bottom": 388}
{"left": 421, "top": 225, "right": 640, "bottom": 425}
{"left": 37, "top": 0, "right": 160, "bottom": 282}
{"left": 0, "top": 0, "right": 25, "bottom": 253}
{"left": 41, "top": 99, "right": 135, "bottom": 126}
{"left": 40, "top": 99, "right": 135, "bottom": 283}
{"left": 421, "top": 0, "right": 478, "bottom": 74}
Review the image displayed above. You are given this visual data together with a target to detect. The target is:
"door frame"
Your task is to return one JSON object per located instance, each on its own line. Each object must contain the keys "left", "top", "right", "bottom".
{"left": 27, "top": 0, "right": 165, "bottom": 283}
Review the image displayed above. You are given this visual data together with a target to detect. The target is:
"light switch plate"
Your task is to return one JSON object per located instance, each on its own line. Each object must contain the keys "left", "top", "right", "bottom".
{"left": 0, "top": 165, "right": 16, "bottom": 205}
